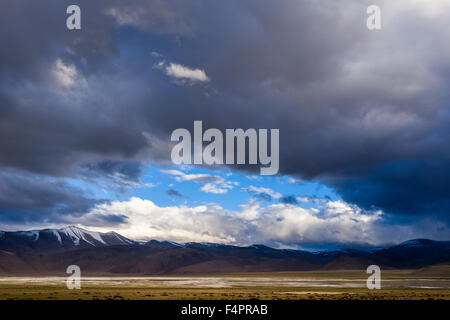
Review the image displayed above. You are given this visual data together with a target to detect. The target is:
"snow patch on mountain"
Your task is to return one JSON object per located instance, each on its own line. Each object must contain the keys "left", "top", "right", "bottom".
{"left": 59, "top": 226, "right": 83, "bottom": 245}
{"left": 397, "top": 239, "right": 426, "bottom": 248}
{"left": 184, "top": 242, "right": 227, "bottom": 247}
{"left": 17, "top": 230, "right": 40, "bottom": 241}
{"left": 59, "top": 226, "right": 109, "bottom": 246}
{"left": 166, "top": 240, "right": 183, "bottom": 247}
{"left": 51, "top": 229, "right": 62, "bottom": 244}
{"left": 85, "top": 230, "right": 106, "bottom": 245}
{"left": 108, "top": 231, "right": 134, "bottom": 245}
{"left": 55, "top": 226, "right": 136, "bottom": 247}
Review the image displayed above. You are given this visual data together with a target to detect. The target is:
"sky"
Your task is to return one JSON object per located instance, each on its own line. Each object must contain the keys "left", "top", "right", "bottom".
{"left": 0, "top": 0, "right": 449, "bottom": 250}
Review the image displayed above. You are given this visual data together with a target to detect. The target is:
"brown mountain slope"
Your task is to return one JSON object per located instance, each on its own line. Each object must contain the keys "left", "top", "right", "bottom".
{"left": 0, "top": 227, "right": 449, "bottom": 275}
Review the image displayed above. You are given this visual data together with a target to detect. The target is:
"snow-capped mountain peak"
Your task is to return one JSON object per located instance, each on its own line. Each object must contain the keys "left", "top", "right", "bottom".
{"left": 58, "top": 225, "right": 106, "bottom": 246}
{"left": 0, "top": 225, "right": 135, "bottom": 252}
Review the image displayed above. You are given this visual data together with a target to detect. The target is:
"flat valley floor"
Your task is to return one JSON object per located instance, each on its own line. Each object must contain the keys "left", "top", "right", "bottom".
{"left": 0, "top": 266, "right": 449, "bottom": 300}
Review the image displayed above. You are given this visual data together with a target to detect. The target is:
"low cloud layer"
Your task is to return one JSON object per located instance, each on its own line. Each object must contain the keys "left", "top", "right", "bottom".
{"left": 79, "top": 197, "right": 449, "bottom": 248}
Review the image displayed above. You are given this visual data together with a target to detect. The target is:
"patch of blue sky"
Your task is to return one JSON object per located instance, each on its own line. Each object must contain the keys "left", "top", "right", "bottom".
{"left": 135, "top": 165, "right": 340, "bottom": 210}
{"left": 65, "top": 164, "right": 341, "bottom": 212}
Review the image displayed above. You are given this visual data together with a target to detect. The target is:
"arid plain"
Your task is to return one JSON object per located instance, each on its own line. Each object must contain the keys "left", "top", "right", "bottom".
{"left": 0, "top": 266, "right": 448, "bottom": 300}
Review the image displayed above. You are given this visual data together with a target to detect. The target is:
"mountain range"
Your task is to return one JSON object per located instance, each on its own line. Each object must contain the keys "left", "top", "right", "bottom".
{"left": 0, "top": 226, "right": 449, "bottom": 275}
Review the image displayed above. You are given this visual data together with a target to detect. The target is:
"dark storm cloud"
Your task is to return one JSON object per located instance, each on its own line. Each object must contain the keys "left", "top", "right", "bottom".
{"left": 81, "top": 161, "right": 143, "bottom": 183}
{"left": 0, "top": 0, "right": 151, "bottom": 176}
{"left": 0, "top": 171, "right": 105, "bottom": 223}
{"left": 77, "top": 160, "right": 148, "bottom": 194}
{"left": 332, "top": 160, "right": 450, "bottom": 218}
{"left": 1, "top": 0, "right": 450, "bottom": 223}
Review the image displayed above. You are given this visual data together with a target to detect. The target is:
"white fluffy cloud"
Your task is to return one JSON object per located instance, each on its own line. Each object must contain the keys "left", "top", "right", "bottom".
{"left": 200, "top": 183, "right": 230, "bottom": 194}
{"left": 150, "top": 51, "right": 210, "bottom": 84}
{"left": 296, "top": 196, "right": 326, "bottom": 204}
{"left": 52, "top": 58, "right": 82, "bottom": 88}
{"left": 75, "top": 196, "right": 437, "bottom": 248}
{"left": 162, "top": 170, "right": 237, "bottom": 194}
{"left": 81, "top": 197, "right": 240, "bottom": 243}
{"left": 165, "top": 63, "right": 210, "bottom": 82}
